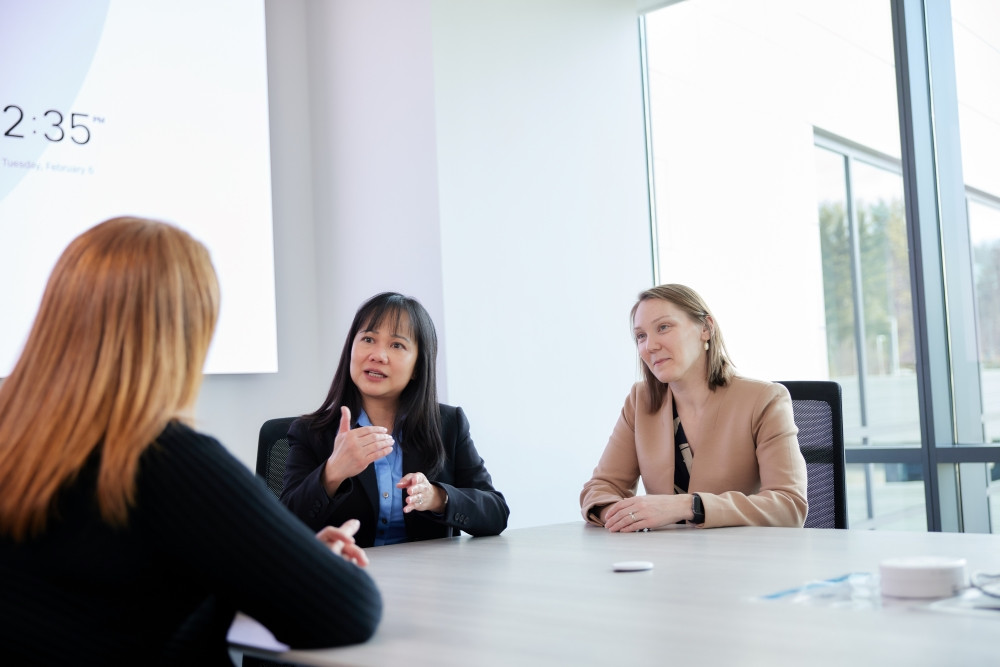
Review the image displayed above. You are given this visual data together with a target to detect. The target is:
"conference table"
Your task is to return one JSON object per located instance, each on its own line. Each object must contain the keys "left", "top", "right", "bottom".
{"left": 229, "top": 522, "right": 1000, "bottom": 666}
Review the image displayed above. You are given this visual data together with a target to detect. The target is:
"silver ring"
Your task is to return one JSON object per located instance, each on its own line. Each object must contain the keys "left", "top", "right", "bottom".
{"left": 629, "top": 511, "right": 636, "bottom": 521}
{"left": 416, "top": 495, "right": 423, "bottom": 505}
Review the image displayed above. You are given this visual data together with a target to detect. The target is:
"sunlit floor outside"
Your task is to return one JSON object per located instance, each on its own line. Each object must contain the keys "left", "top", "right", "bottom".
{"left": 846, "top": 463, "right": 1000, "bottom": 532}
{"left": 846, "top": 464, "right": 926, "bottom": 531}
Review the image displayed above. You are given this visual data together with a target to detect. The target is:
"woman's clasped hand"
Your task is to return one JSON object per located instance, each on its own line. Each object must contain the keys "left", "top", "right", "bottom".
{"left": 601, "top": 495, "right": 694, "bottom": 533}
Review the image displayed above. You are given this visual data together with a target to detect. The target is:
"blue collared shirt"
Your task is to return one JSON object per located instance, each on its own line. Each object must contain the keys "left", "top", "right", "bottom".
{"left": 358, "top": 410, "right": 408, "bottom": 545}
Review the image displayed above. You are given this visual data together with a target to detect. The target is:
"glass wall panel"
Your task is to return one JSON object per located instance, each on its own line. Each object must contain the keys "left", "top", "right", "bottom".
{"left": 815, "top": 147, "right": 859, "bottom": 397}
{"left": 951, "top": 0, "right": 1000, "bottom": 533}
{"left": 815, "top": 149, "right": 919, "bottom": 449}
{"left": 643, "top": 0, "right": 902, "bottom": 386}
{"left": 968, "top": 199, "right": 1000, "bottom": 444}
{"left": 953, "top": 0, "right": 1000, "bottom": 448}
{"left": 846, "top": 463, "right": 926, "bottom": 530}
{"left": 644, "top": 0, "right": 904, "bottom": 381}
{"left": 849, "top": 160, "right": 918, "bottom": 447}
{"left": 644, "top": 0, "right": 924, "bottom": 529}
{"left": 644, "top": 0, "right": 998, "bottom": 532}
{"left": 952, "top": 1, "right": 1000, "bottom": 197}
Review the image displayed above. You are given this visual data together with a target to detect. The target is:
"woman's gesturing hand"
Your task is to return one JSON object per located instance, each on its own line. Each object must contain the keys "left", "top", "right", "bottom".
{"left": 398, "top": 472, "right": 447, "bottom": 514}
{"left": 323, "top": 406, "right": 394, "bottom": 494}
{"left": 315, "top": 519, "right": 370, "bottom": 567}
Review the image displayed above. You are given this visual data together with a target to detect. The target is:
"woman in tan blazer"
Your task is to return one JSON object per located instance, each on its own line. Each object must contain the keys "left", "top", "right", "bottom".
{"left": 580, "top": 284, "right": 808, "bottom": 530}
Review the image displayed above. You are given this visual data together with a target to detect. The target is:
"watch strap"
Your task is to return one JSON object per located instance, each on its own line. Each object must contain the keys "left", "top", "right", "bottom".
{"left": 691, "top": 493, "right": 705, "bottom": 525}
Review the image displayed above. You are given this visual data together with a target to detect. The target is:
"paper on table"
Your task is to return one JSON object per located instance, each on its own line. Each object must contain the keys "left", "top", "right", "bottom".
{"left": 226, "top": 613, "right": 290, "bottom": 653}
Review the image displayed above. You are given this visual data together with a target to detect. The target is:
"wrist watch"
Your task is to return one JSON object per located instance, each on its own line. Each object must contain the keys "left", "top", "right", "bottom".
{"left": 691, "top": 493, "right": 705, "bottom": 525}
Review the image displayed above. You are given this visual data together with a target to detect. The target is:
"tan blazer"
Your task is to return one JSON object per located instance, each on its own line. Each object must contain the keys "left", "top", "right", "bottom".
{"left": 580, "top": 376, "right": 808, "bottom": 528}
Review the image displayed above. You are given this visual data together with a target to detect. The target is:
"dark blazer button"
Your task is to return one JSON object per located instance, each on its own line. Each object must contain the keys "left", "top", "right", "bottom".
{"left": 381, "top": 517, "right": 388, "bottom": 524}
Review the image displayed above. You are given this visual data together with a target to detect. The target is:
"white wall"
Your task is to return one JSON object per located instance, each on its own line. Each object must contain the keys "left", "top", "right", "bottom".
{"left": 431, "top": 0, "right": 651, "bottom": 526}
{"left": 194, "top": 0, "right": 328, "bottom": 459}
{"left": 305, "top": 0, "right": 448, "bottom": 381}
{"left": 196, "top": 0, "right": 651, "bottom": 530}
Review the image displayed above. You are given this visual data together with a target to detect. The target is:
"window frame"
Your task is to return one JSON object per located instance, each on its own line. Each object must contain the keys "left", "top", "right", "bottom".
{"left": 638, "top": 0, "right": 1000, "bottom": 532}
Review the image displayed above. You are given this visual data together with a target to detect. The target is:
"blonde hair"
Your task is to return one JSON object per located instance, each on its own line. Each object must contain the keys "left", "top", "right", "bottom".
{"left": 0, "top": 217, "right": 219, "bottom": 540}
{"left": 630, "top": 284, "right": 735, "bottom": 412}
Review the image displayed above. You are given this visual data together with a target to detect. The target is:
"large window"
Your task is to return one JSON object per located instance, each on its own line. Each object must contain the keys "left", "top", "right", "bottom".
{"left": 642, "top": 0, "right": 1000, "bottom": 531}
{"left": 968, "top": 196, "right": 1000, "bottom": 445}
{"left": 954, "top": 0, "right": 1000, "bottom": 448}
{"left": 815, "top": 141, "right": 917, "bottom": 447}
{"left": 814, "top": 139, "right": 925, "bottom": 529}
{"left": 969, "top": 196, "right": 1000, "bottom": 532}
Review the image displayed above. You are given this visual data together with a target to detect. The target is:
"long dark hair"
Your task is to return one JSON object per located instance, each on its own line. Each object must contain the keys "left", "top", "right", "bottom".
{"left": 307, "top": 292, "right": 445, "bottom": 475}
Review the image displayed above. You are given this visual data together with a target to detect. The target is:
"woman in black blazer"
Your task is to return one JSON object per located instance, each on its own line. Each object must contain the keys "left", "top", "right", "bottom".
{"left": 280, "top": 292, "right": 509, "bottom": 547}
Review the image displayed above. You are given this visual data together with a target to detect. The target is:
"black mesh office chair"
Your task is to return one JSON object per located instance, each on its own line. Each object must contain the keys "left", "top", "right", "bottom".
{"left": 242, "top": 417, "right": 303, "bottom": 667}
{"left": 776, "top": 381, "right": 848, "bottom": 529}
{"left": 256, "top": 417, "right": 297, "bottom": 500}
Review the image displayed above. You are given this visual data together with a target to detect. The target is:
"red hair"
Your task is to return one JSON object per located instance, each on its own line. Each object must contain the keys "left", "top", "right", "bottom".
{"left": 0, "top": 217, "right": 219, "bottom": 540}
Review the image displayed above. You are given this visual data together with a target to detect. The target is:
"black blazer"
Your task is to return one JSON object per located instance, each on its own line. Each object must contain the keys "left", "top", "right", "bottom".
{"left": 280, "top": 404, "right": 509, "bottom": 547}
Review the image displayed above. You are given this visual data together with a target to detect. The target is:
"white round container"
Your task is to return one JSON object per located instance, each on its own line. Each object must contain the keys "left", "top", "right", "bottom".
{"left": 879, "top": 556, "right": 968, "bottom": 599}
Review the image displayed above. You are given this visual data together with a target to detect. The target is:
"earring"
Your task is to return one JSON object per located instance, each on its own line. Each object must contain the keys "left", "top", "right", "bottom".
{"left": 704, "top": 341, "right": 709, "bottom": 351}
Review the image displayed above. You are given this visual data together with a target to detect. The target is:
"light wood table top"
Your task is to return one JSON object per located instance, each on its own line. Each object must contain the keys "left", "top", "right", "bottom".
{"left": 229, "top": 522, "right": 1000, "bottom": 666}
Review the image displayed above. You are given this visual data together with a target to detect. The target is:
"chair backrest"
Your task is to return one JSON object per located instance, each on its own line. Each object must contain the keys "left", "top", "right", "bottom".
{"left": 256, "top": 417, "right": 297, "bottom": 499}
{"left": 776, "top": 381, "right": 848, "bottom": 529}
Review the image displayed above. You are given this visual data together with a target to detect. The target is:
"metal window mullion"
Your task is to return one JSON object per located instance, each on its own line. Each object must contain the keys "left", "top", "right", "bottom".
{"left": 891, "top": 0, "right": 952, "bottom": 532}
{"left": 815, "top": 128, "right": 902, "bottom": 176}
{"left": 922, "top": 2, "right": 984, "bottom": 451}
{"left": 845, "top": 448, "right": 924, "bottom": 465}
{"left": 638, "top": 16, "right": 660, "bottom": 287}
{"left": 844, "top": 155, "right": 871, "bottom": 443}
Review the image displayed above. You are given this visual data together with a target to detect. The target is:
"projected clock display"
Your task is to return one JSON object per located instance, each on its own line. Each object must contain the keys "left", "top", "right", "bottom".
{"left": 0, "top": 0, "right": 278, "bottom": 376}
{"left": 3, "top": 104, "right": 102, "bottom": 145}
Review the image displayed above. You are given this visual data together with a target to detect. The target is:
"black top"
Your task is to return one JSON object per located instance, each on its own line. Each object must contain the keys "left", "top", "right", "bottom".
{"left": 673, "top": 402, "right": 692, "bottom": 493}
{"left": 0, "top": 422, "right": 382, "bottom": 665}
{"left": 280, "top": 403, "right": 509, "bottom": 547}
